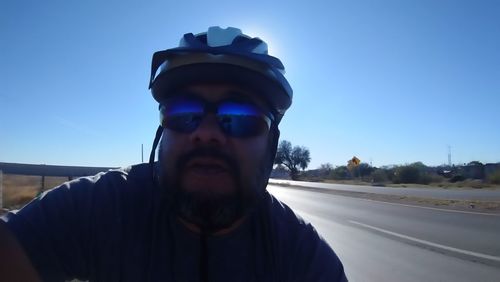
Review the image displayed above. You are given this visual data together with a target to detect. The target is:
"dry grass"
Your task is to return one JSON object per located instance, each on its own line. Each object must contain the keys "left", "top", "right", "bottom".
{"left": 2, "top": 174, "right": 69, "bottom": 209}
{"left": 320, "top": 178, "right": 500, "bottom": 189}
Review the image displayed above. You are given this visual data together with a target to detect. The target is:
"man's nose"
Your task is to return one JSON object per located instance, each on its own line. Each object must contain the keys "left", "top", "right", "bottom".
{"left": 189, "top": 114, "right": 228, "bottom": 145}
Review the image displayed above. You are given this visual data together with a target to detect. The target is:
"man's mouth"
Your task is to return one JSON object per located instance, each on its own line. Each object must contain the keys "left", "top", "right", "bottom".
{"left": 181, "top": 156, "right": 235, "bottom": 193}
{"left": 185, "top": 157, "right": 231, "bottom": 175}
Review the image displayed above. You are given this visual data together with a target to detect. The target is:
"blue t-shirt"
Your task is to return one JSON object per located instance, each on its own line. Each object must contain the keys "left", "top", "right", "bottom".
{"left": 1, "top": 164, "right": 347, "bottom": 282}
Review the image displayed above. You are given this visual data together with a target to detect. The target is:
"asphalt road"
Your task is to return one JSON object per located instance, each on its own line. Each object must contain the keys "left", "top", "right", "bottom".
{"left": 267, "top": 185, "right": 500, "bottom": 282}
{"left": 269, "top": 179, "right": 500, "bottom": 201}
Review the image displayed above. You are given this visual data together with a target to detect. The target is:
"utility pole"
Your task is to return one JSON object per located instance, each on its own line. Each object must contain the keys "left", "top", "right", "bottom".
{"left": 141, "top": 144, "right": 144, "bottom": 163}
{"left": 448, "top": 145, "right": 452, "bottom": 167}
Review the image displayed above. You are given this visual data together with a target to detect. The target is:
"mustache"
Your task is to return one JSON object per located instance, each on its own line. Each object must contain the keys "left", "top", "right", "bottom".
{"left": 176, "top": 147, "right": 239, "bottom": 175}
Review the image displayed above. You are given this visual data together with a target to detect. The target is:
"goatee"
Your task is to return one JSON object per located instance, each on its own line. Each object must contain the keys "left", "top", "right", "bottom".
{"left": 161, "top": 147, "right": 259, "bottom": 232}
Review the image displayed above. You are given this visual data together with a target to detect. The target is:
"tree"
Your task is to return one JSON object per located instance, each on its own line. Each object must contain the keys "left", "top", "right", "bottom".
{"left": 319, "top": 163, "right": 333, "bottom": 171}
{"left": 274, "top": 140, "right": 311, "bottom": 180}
{"left": 355, "top": 163, "right": 374, "bottom": 179}
{"left": 318, "top": 163, "right": 333, "bottom": 177}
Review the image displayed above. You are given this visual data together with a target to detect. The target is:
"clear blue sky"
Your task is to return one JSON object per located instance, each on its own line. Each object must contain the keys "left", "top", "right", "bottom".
{"left": 1, "top": 0, "right": 499, "bottom": 169}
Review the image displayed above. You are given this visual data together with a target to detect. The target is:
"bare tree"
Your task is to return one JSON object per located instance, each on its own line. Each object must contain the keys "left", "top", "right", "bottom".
{"left": 275, "top": 140, "right": 311, "bottom": 180}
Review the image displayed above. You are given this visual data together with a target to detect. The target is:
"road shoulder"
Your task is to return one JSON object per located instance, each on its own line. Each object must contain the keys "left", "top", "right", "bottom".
{"left": 270, "top": 183, "right": 500, "bottom": 214}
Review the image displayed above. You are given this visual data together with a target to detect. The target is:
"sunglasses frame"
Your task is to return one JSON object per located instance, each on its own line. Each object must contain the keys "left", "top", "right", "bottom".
{"left": 159, "top": 94, "right": 275, "bottom": 138}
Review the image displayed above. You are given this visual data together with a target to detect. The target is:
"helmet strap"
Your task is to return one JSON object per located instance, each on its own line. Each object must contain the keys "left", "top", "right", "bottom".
{"left": 149, "top": 125, "right": 164, "bottom": 180}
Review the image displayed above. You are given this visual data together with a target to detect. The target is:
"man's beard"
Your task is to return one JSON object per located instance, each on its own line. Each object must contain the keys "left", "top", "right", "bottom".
{"left": 159, "top": 147, "right": 267, "bottom": 232}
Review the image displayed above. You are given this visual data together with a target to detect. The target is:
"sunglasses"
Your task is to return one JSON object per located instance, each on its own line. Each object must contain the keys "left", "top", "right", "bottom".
{"left": 160, "top": 95, "right": 274, "bottom": 138}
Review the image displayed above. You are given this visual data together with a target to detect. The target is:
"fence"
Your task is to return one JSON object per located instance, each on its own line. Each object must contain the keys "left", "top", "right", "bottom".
{"left": 0, "top": 162, "right": 117, "bottom": 210}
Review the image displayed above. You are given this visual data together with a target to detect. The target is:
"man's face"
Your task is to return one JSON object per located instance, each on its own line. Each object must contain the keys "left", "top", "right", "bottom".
{"left": 158, "top": 83, "right": 273, "bottom": 231}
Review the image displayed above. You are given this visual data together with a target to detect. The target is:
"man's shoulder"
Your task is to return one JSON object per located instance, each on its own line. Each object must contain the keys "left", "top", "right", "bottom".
{"left": 264, "top": 192, "right": 347, "bottom": 281}
{"left": 265, "top": 192, "right": 311, "bottom": 231}
{"left": 0, "top": 163, "right": 156, "bottom": 281}
{"left": 90, "top": 163, "right": 151, "bottom": 183}
{"left": 59, "top": 163, "right": 152, "bottom": 191}
{"left": 63, "top": 163, "right": 155, "bottom": 207}
{"left": 104, "top": 163, "right": 152, "bottom": 186}
{"left": 264, "top": 192, "right": 315, "bottom": 249}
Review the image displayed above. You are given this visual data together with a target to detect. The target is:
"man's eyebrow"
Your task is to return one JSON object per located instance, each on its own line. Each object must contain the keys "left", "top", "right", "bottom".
{"left": 162, "top": 91, "right": 200, "bottom": 102}
{"left": 223, "top": 90, "right": 254, "bottom": 101}
{"left": 223, "top": 90, "right": 270, "bottom": 108}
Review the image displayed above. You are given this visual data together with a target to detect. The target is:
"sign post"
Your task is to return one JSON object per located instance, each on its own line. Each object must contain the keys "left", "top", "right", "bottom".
{"left": 347, "top": 156, "right": 361, "bottom": 179}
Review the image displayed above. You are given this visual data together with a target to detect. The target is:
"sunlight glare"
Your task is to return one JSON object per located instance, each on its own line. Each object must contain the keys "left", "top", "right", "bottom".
{"left": 244, "top": 26, "right": 283, "bottom": 58}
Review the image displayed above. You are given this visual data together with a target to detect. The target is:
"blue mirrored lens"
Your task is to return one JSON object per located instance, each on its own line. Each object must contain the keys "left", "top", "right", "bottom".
{"left": 218, "top": 102, "right": 270, "bottom": 137}
{"left": 162, "top": 99, "right": 204, "bottom": 133}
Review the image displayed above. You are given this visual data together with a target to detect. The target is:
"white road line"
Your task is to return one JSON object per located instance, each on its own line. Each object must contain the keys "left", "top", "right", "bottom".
{"left": 349, "top": 220, "right": 500, "bottom": 262}
{"left": 357, "top": 198, "right": 500, "bottom": 216}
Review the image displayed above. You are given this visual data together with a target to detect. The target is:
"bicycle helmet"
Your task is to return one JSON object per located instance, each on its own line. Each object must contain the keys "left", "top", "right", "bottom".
{"left": 149, "top": 26, "right": 293, "bottom": 121}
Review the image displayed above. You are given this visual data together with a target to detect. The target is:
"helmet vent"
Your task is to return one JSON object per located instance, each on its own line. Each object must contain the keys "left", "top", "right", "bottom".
{"left": 206, "top": 26, "right": 244, "bottom": 47}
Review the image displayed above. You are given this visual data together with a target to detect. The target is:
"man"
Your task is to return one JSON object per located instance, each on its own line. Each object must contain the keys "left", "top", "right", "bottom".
{"left": 0, "top": 26, "right": 347, "bottom": 281}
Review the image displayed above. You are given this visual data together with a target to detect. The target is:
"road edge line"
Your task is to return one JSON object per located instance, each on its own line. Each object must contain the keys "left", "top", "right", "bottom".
{"left": 348, "top": 220, "right": 500, "bottom": 262}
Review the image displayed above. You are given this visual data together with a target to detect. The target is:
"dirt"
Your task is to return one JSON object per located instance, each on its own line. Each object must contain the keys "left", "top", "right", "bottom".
{"left": 1, "top": 174, "right": 69, "bottom": 210}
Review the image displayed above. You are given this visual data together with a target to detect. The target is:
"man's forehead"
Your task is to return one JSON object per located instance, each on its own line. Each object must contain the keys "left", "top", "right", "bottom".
{"left": 181, "top": 83, "right": 268, "bottom": 107}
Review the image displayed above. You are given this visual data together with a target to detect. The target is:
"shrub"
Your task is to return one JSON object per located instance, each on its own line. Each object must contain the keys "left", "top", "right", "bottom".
{"left": 330, "top": 166, "right": 350, "bottom": 180}
{"left": 393, "top": 165, "right": 420, "bottom": 184}
{"left": 429, "top": 174, "right": 445, "bottom": 184}
{"left": 418, "top": 173, "right": 433, "bottom": 185}
{"left": 449, "top": 175, "right": 465, "bottom": 183}
{"left": 371, "top": 169, "right": 388, "bottom": 183}
{"left": 384, "top": 167, "right": 396, "bottom": 182}
{"left": 392, "top": 162, "right": 435, "bottom": 184}
{"left": 488, "top": 169, "right": 500, "bottom": 184}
